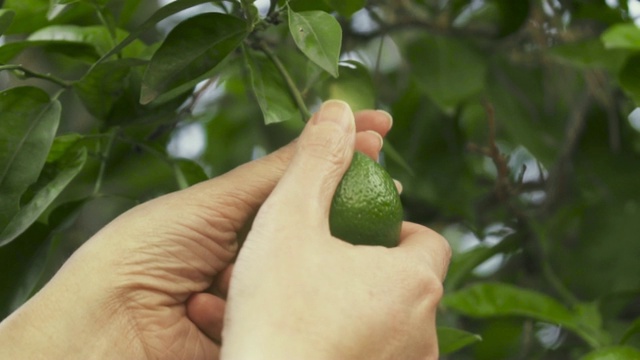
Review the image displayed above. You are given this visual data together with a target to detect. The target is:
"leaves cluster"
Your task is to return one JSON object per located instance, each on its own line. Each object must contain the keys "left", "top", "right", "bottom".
{"left": 1, "top": 0, "right": 640, "bottom": 358}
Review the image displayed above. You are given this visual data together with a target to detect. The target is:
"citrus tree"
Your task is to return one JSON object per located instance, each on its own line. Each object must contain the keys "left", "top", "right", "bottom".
{"left": 1, "top": 0, "right": 640, "bottom": 358}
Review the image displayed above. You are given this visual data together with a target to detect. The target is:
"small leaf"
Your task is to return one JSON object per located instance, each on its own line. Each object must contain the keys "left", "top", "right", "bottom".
{"left": 140, "top": 13, "right": 247, "bottom": 104}
{"left": 322, "top": 0, "right": 365, "bottom": 18}
{"left": 443, "top": 282, "right": 608, "bottom": 348}
{"left": 0, "top": 87, "right": 61, "bottom": 246}
{"left": 549, "top": 39, "right": 629, "bottom": 72}
{"left": 580, "top": 346, "right": 640, "bottom": 360}
{"left": 406, "top": 34, "right": 486, "bottom": 111}
{"left": 244, "top": 47, "right": 301, "bottom": 124}
{"left": 620, "top": 317, "right": 640, "bottom": 345}
{"left": 172, "top": 159, "right": 209, "bottom": 189}
{"left": 75, "top": 58, "right": 147, "bottom": 119}
{"left": 96, "top": 0, "right": 218, "bottom": 65}
{"left": 288, "top": 8, "right": 342, "bottom": 78}
{"left": 601, "top": 23, "right": 640, "bottom": 50}
{"left": 442, "top": 282, "right": 577, "bottom": 326}
{"left": 0, "top": 222, "right": 50, "bottom": 318}
{"left": 325, "top": 60, "right": 374, "bottom": 111}
{"left": 437, "top": 327, "right": 482, "bottom": 355}
{"left": 0, "top": 9, "right": 16, "bottom": 36}
{"left": 0, "top": 147, "right": 87, "bottom": 246}
{"left": 619, "top": 54, "right": 640, "bottom": 105}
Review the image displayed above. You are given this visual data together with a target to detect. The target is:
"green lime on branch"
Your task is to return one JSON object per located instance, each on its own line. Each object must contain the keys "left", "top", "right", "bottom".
{"left": 329, "top": 151, "right": 403, "bottom": 247}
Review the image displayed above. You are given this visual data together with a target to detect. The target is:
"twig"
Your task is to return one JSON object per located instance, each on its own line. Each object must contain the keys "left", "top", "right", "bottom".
{"left": 0, "top": 64, "right": 72, "bottom": 88}
{"left": 258, "top": 41, "right": 311, "bottom": 121}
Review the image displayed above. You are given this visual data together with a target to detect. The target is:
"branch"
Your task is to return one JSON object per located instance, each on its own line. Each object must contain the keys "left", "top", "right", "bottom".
{"left": 258, "top": 41, "right": 311, "bottom": 121}
{"left": 0, "top": 64, "right": 72, "bottom": 88}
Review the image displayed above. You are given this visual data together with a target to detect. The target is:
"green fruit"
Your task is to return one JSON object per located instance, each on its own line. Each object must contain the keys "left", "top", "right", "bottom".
{"left": 329, "top": 151, "right": 403, "bottom": 247}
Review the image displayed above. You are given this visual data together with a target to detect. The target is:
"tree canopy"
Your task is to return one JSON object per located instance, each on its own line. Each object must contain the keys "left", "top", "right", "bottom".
{"left": 1, "top": 0, "right": 640, "bottom": 358}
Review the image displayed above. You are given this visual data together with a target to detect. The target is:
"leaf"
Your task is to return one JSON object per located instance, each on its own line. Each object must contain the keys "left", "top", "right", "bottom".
{"left": 619, "top": 54, "right": 640, "bottom": 105}
{"left": 1, "top": 0, "right": 49, "bottom": 35}
{"left": 443, "top": 282, "right": 577, "bottom": 326}
{"left": 0, "top": 147, "right": 87, "bottom": 246}
{"left": 601, "top": 23, "right": 640, "bottom": 50}
{"left": 75, "top": 58, "right": 147, "bottom": 119}
{"left": 580, "top": 346, "right": 640, "bottom": 360}
{"left": 322, "top": 0, "right": 365, "bottom": 18}
{"left": 244, "top": 47, "right": 301, "bottom": 124}
{"left": 437, "top": 327, "right": 482, "bottom": 355}
{"left": 406, "top": 34, "right": 486, "bottom": 111}
{"left": 288, "top": 8, "right": 342, "bottom": 78}
{"left": 549, "top": 39, "right": 629, "bottom": 72}
{"left": 620, "top": 317, "right": 640, "bottom": 345}
{"left": 0, "top": 9, "right": 16, "bottom": 36}
{"left": 0, "top": 25, "right": 146, "bottom": 63}
{"left": 0, "top": 222, "right": 50, "bottom": 319}
{"left": 96, "top": 0, "right": 219, "bottom": 65}
{"left": 0, "top": 87, "right": 61, "bottom": 246}
{"left": 172, "top": 159, "right": 209, "bottom": 189}
{"left": 140, "top": 12, "right": 247, "bottom": 105}
{"left": 442, "top": 282, "right": 607, "bottom": 348}
{"left": 325, "top": 60, "right": 374, "bottom": 111}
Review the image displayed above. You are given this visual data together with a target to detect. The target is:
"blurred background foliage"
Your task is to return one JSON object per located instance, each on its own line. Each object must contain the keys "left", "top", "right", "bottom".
{"left": 1, "top": 0, "right": 640, "bottom": 358}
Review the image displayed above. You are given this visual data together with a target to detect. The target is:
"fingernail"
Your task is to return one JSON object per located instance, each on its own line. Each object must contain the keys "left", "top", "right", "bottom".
{"left": 365, "top": 130, "right": 384, "bottom": 151}
{"left": 375, "top": 109, "right": 393, "bottom": 131}
{"left": 315, "top": 100, "right": 354, "bottom": 130}
{"left": 393, "top": 179, "right": 403, "bottom": 194}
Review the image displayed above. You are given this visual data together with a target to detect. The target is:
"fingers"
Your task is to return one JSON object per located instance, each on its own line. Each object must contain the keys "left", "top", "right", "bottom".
{"left": 256, "top": 100, "right": 356, "bottom": 228}
{"left": 354, "top": 110, "right": 393, "bottom": 137}
{"left": 355, "top": 130, "right": 383, "bottom": 160}
{"left": 396, "top": 222, "right": 452, "bottom": 282}
{"left": 186, "top": 293, "right": 226, "bottom": 343}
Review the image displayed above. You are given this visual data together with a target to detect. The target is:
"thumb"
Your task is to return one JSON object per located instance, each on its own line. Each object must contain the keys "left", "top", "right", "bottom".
{"left": 259, "top": 100, "right": 356, "bottom": 228}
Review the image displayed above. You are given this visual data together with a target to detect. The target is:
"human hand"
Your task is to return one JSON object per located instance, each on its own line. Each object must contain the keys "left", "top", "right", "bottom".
{"left": 222, "top": 100, "right": 451, "bottom": 359}
{"left": 0, "top": 101, "right": 394, "bottom": 359}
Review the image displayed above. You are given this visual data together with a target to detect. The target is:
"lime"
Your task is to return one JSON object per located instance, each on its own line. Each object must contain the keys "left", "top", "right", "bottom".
{"left": 329, "top": 151, "right": 403, "bottom": 247}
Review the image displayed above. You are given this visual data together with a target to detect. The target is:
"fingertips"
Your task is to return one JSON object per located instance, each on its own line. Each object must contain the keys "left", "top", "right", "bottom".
{"left": 186, "top": 293, "right": 226, "bottom": 343}
{"left": 355, "top": 130, "right": 383, "bottom": 161}
{"left": 397, "top": 222, "right": 452, "bottom": 282}
{"left": 354, "top": 109, "right": 393, "bottom": 136}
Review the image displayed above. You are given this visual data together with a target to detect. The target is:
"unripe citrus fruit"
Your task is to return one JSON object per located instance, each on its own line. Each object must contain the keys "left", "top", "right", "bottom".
{"left": 329, "top": 151, "right": 403, "bottom": 247}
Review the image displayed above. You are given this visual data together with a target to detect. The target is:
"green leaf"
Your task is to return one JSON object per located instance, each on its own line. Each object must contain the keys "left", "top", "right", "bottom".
{"left": 322, "top": 0, "right": 365, "bottom": 18}
{"left": 288, "top": 8, "right": 342, "bottom": 78}
{"left": 75, "top": 58, "right": 147, "bottom": 119}
{"left": 325, "top": 61, "right": 374, "bottom": 111}
{"left": 620, "top": 317, "right": 640, "bottom": 345}
{"left": 443, "top": 282, "right": 607, "bottom": 348}
{"left": 601, "top": 23, "right": 640, "bottom": 50}
{"left": 244, "top": 47, "right": 301, "bottom": 124}
{"left": 580, "top": 346, "right": 640, "bottom": 360}
{"left": 619, "top": 54, "right": 640, "bottom": 105}
{"left": 172, "top": 159, "right": 209, "bottom": 189}
{"left": 0, "top": 147, "right": 87, "bottom": 246}
{"left": 0, "top": 10, "right": 16, "bottom": 36}
{"left": 0, "top": 87, "right": 61, "bottom": 247}
{"left": 437, "top": 327, "right": 482, "bottom": 355}
{"left": 96, "top": 0, "right": 218, "bottom": 65}
{"left": 1, "top": 0, "right": 49, "bottom": 35}
{"left": 0, "top": 25, "right": 145, "bottom": 63}
{"left": 549, "top": 39, "right": 629, "bottom": 72}
{"left": 140, "top": 13, "right": 248, "bottom": 105}
{"left": 443, "top": 282, "right": 577, "bottom": 326}
{"left": 0, "top": 222, "right": 50, "bottom": 318}
{"left": 406, "top": 34, "right": 486, "bottom": 111}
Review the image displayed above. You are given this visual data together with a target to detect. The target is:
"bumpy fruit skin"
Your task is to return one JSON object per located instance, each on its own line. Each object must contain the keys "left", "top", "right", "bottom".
{"left": 329, "top": 151, "right": 403, "bottom": 247}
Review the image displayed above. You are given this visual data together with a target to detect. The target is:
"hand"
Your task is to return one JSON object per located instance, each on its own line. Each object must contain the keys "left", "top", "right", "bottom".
{"left": 222, "top": 100, "right": 451, "bottom": 360}
{"left": 0, "top": 102, "right": 395, "bottom": 360}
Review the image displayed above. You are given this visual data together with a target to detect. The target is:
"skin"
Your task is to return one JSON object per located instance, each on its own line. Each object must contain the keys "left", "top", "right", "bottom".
{"left": 0, "top": 100, "right": 451, "bottom": 360}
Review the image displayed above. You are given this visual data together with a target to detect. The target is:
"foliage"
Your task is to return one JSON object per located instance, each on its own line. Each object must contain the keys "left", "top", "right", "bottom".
{"left": 1, "top": 0, "right": 640, "bottom": 358}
